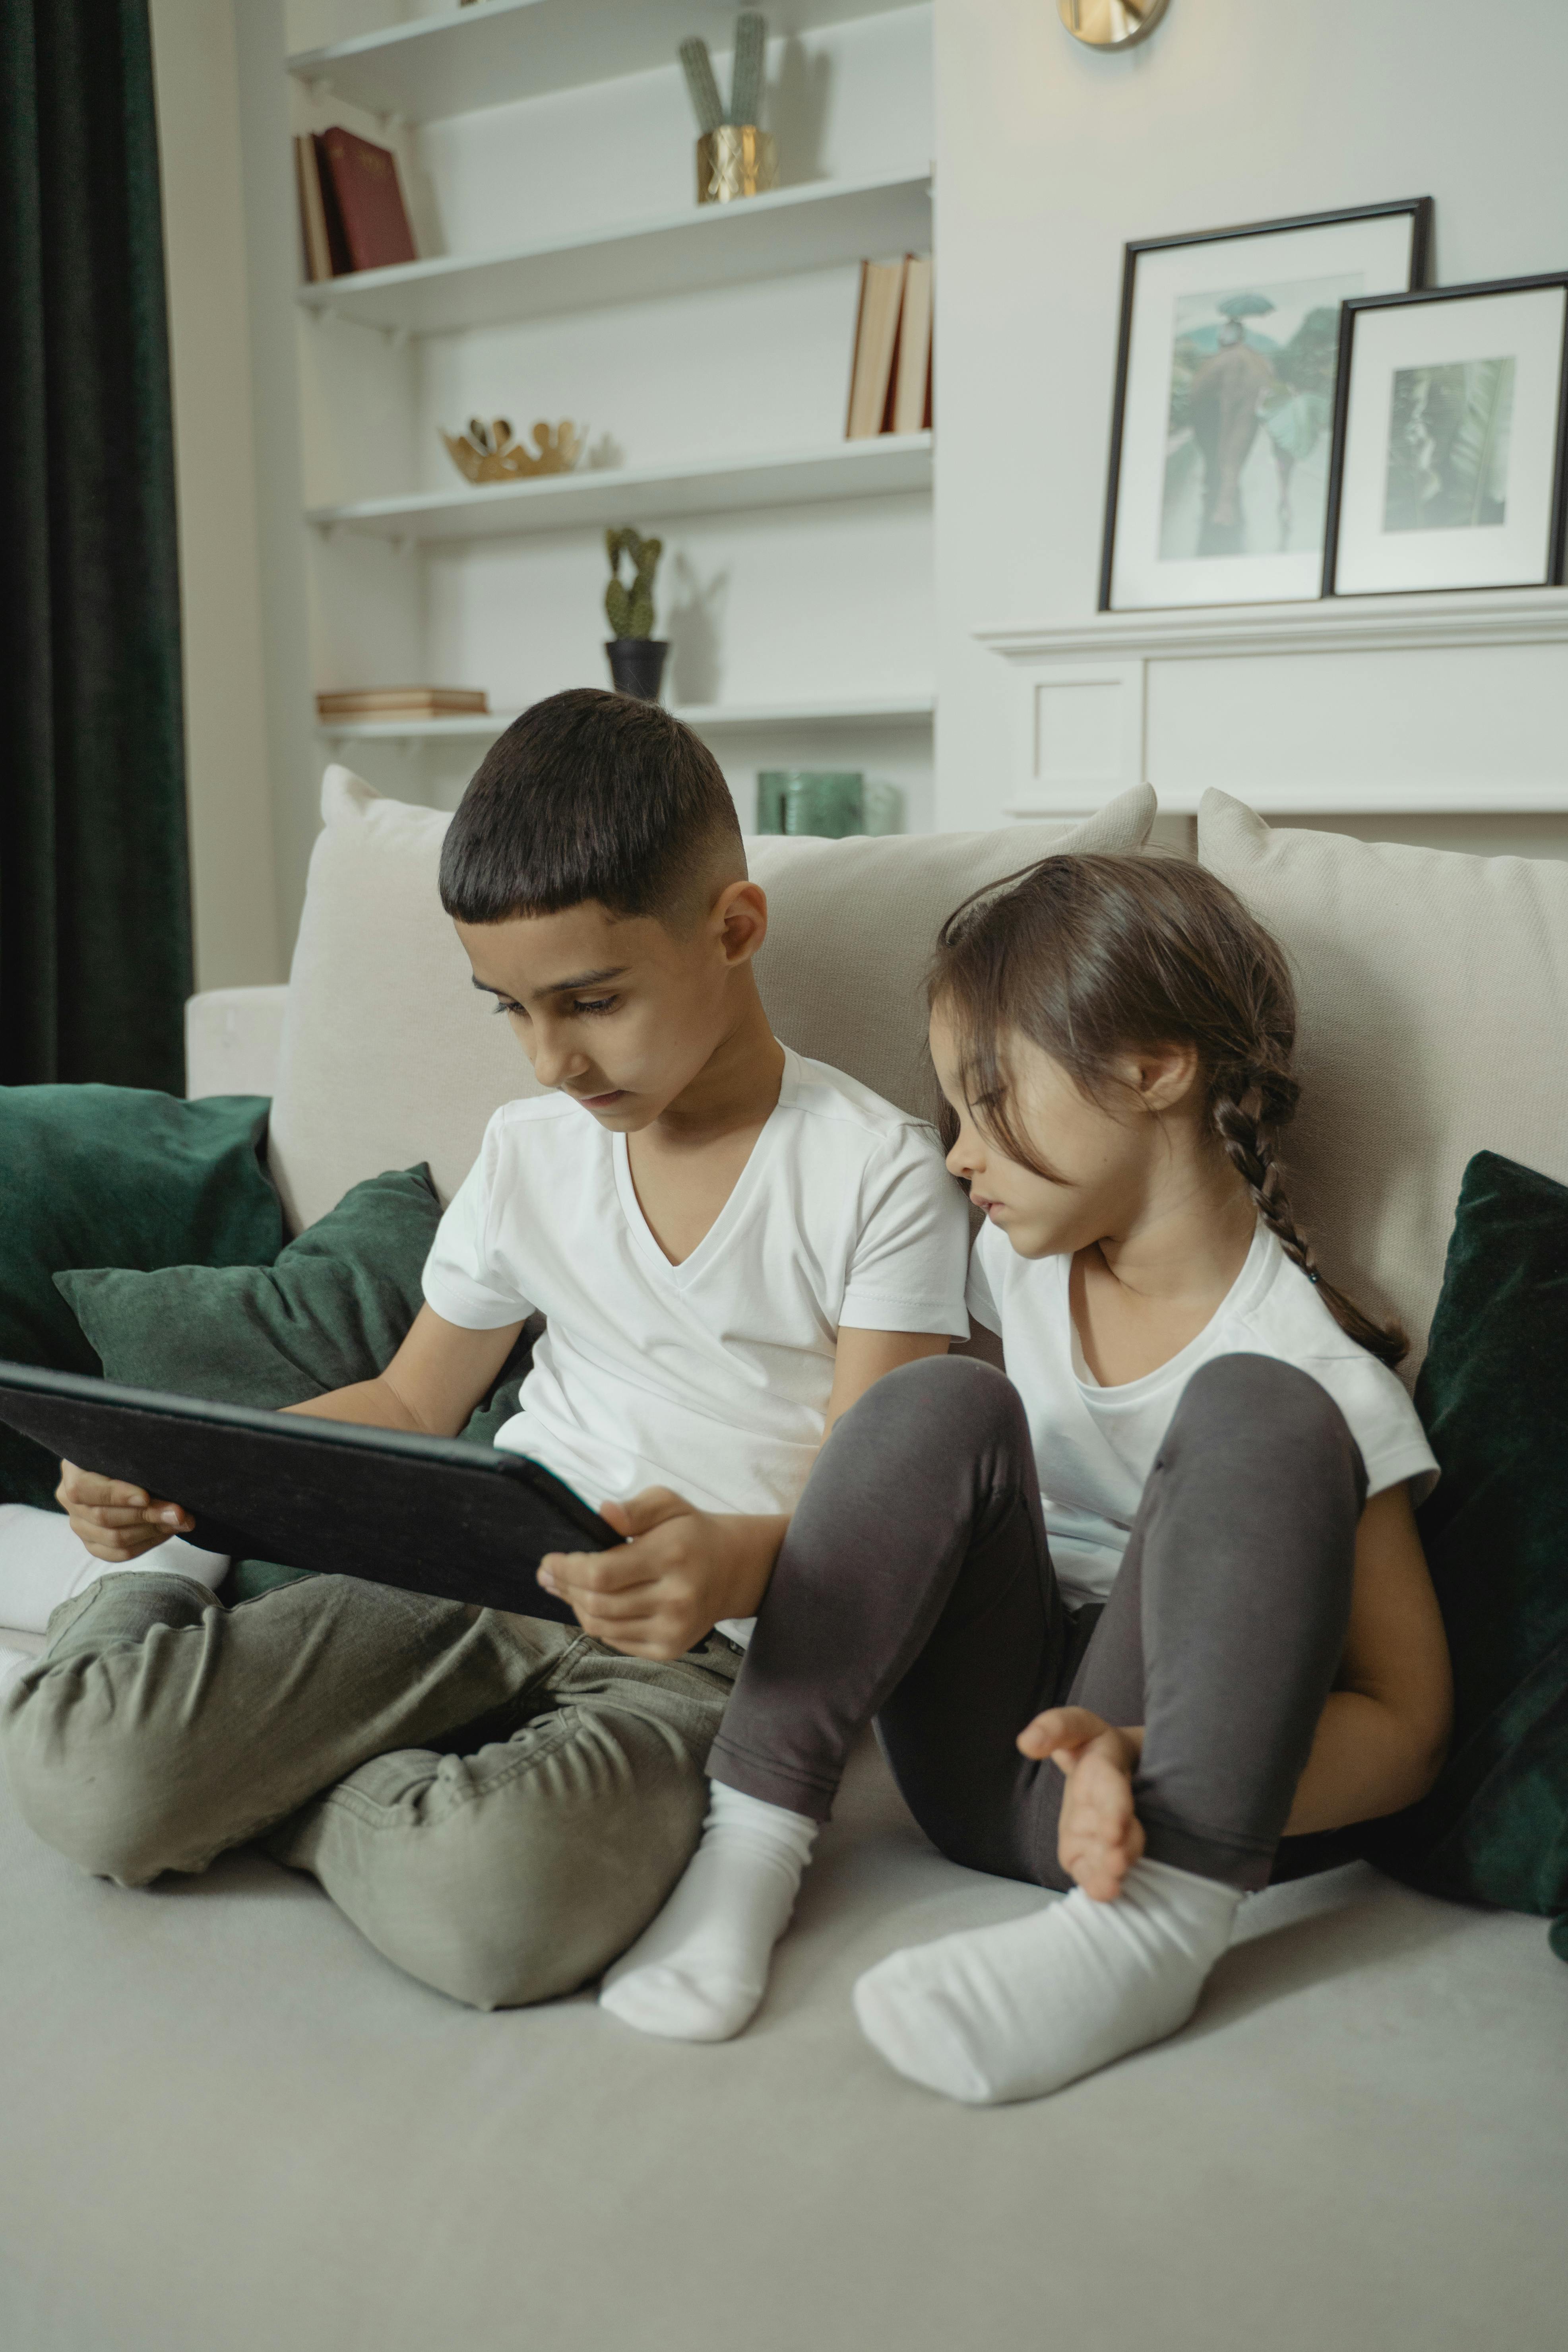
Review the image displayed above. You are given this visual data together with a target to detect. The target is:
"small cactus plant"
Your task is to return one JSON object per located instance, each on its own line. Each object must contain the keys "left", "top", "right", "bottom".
{"left": 604, "top": 527, "right": 662, "bottom": 640}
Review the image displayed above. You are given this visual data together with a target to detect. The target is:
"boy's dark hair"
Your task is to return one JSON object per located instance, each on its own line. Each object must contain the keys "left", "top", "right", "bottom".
{"left": 439, "top": 688, "right": 744, "bottom": 926}
{"left": 931, "top": 851, "right": 1408, "bottom": 1370}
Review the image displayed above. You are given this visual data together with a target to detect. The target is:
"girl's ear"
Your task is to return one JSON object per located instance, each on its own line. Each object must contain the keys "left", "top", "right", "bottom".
{"left": 1134, "top": 1042, "right": 1202, "bottom": 1114}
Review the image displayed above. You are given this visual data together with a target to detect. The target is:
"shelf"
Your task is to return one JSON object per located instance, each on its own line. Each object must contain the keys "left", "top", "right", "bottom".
{"left": 288, "top": 0, "right": 920, "bottom": 124}
{"left": 307, "top": 433, "right": 933, "bottom": 541}
{"left": 296, "top": 170, "right": 931, "bottom": 335}
{"left": 977, "top": 588, "right": 1568, "bottom": 663}
{"left": 680, "top": 694, "right": 934, "bottom": 729}
{"left": 1006, "top": 780, "right": 1568, "bottom": 818}
{"left": 318, "top": 693, "right": 935, "bottom": 740}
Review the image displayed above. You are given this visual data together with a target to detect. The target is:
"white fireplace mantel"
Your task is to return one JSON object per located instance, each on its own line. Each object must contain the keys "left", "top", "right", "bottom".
{"left": 974, "top": 590, "right": 1568, "bottom": 818}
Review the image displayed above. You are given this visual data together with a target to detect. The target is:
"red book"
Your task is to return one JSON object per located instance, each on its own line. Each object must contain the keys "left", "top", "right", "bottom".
{"left": 315, "top": 127, "right": 417, "bottom": 274}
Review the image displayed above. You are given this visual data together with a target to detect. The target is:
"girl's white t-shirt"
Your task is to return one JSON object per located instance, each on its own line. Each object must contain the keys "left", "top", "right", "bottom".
{"left": 423, "top": 1047, "right": 971, "bottom": 1639}
{"left": 966, "top": 1218, "right": 1438, "bottom": 1611}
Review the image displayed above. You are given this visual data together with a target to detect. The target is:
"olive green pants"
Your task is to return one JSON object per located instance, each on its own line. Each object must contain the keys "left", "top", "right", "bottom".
{"left": 0, "top": 1569, "right": 738, "bottom": 2009}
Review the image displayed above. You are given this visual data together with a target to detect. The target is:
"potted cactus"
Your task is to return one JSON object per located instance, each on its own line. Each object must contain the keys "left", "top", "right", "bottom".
{"left": 604, "top": 528, "right": 668, "bottom": 701}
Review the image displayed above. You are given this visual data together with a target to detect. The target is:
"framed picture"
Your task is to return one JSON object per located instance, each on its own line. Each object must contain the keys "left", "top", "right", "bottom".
{"left": 1099, "top": 198, "right": 1432, "bottom": 611}
{"left": 1322, "top": 275, "right": 1568, "bottom": 597}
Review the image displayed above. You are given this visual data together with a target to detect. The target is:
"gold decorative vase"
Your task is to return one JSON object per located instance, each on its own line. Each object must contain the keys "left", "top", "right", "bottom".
{"left": 696, "top": 126, "right": 777, "bottom": 205}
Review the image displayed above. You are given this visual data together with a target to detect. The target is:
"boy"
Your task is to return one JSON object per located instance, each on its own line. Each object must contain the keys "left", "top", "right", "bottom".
{"left": 2, "top": 690, "right": 969, "bottom": 2011}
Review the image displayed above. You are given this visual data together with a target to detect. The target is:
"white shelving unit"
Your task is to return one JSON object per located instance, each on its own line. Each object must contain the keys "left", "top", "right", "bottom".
{"left": 297, "top": 171, "right": 931, "bottom": 334}
{"left": 288, "top": 0, "right": 919, "bottom": 120}
{"left": 282, "top": 2, "right": 937, "bottom": 830}
{"left": 308, "top": 433, "right": 931, "bottom": 541}
{"left": 318, "top": 691, "right": 935, "bottom": 742}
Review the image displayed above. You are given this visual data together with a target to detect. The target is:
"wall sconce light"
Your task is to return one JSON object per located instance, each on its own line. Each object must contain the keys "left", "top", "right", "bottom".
{"left": 1058, "top": 0, "right": 1170, "bottom": 47}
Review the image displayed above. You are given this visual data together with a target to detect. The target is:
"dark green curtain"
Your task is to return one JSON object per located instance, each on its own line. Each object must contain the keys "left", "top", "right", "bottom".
{"left": 0, "top": 0, "right": 191, "bottom": 1092}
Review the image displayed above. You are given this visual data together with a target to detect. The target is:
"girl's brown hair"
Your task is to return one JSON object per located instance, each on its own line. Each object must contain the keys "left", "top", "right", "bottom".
{"left": 930, "top": 852, "right": 1407, "bottom": 1369}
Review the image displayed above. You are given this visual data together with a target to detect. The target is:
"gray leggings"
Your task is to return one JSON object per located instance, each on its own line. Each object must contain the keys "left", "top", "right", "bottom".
{"left": 709, "top": 1353, "right": 1367, "bottom": 1893}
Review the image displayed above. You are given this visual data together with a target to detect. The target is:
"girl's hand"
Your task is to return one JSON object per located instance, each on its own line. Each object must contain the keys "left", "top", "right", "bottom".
{"left": 537, "top": 1492, "right": 787, "bottom": 1662}
{"left": 1019, "top": 1706, "right": 1147, "bottom": 1902}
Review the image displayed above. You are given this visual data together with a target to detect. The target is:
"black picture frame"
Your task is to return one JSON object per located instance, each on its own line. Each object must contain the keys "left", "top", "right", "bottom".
{"left": 1321, "top": 272, "right": 1568, "bottom": 598}
{"left": 1098, "top": 197, "right": 1433, "bottom": 612}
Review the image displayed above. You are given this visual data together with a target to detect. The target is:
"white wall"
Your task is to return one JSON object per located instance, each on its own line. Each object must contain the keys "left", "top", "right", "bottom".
{"left": 932, "top": 0, "right": 1568, "bottom": 855}
{"left": 149, "top": 0, "right": 285, "bottom": 987}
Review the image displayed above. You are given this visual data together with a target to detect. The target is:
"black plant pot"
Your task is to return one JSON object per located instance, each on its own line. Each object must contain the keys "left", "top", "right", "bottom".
{"left": 605, "top": 638, "right": 669, "bottom": 702}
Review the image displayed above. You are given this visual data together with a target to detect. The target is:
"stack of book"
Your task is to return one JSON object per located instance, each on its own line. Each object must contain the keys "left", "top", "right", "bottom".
{"left": 845, "top": 254, "right": 933, "bottom": 440}
{"left": 316, "top": 688, "right": 490, "bottom": 723}
{"left": 296, "top": 128, "right": 418, "bottom": 281}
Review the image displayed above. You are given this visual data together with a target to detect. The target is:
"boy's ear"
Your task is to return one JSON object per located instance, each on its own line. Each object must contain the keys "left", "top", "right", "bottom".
{"left": 712, "top": 877, "right": 768, "bottom": 965}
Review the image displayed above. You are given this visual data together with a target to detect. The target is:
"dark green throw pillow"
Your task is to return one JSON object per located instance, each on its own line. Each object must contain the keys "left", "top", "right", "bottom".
{"left": 56, "top": 1165, "right": 538, "bottom": 1604}
{"left": 58, "top": 1163, "right": 445, "bottom": 1407}
{"left": 1361, "top": 1152, "right": 1568, "bottom": 1947}
{"left": 0, "top": 1087, "right": 283, "bottom": 1509}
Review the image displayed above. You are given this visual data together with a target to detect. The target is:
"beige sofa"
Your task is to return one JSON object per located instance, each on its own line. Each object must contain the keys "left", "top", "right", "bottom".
{"left": 3, "top": 772, "right": 1566, "bottom": 2352}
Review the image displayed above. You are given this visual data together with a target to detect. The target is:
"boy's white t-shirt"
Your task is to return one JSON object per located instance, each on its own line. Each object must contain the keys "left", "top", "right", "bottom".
{"left": 423, "top": 1047, "right": 970, "bottom": 1641}
{"left": 966, "top": 1218, "right": 1438, "bottom": 1612}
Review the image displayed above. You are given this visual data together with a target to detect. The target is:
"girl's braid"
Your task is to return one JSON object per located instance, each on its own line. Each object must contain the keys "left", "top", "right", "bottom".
{"left": 1209, "top": 1060, "right": 1408, "bottom": 1369}
{"left": 1209, "top": 1062, "right": 1319, "bottom": 1281}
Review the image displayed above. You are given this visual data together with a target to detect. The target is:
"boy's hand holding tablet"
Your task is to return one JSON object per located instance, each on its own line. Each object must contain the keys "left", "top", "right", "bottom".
{"left": 539, "top": 1490, "right": 786, "bottom": 1660}
{"left": 57, "top": 1463, "right": 195, "bottom": 1561}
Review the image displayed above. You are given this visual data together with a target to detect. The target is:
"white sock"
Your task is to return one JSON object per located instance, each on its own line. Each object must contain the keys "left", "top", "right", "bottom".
{"left": 853, "top": 1856, "right": 1240, "bottom": 2105}
{"left": 599, "top": 1782, "right": 818, "bottom": 2042}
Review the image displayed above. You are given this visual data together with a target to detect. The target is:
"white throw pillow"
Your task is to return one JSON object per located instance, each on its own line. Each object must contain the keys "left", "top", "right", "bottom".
{"left": 268, "top": 769, "right": 1156, "bottom": 1232}
{"left": 1198, "top": 787, "right": 1568, "bottom": 1377}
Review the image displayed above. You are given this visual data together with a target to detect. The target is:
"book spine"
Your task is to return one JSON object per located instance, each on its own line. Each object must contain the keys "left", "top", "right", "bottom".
{"left": 293, "top": 138, "right": 312, "bottom": 281}
{"left": 845, "top": 259, "right": 872, "bottom": 440}
{"left": 880, "top": 280, "right": 905, "bottom": 436}
{"left": 312, "top": 132, "right": 353, "bottom": 277}
{"left": 892, "top": 255, "right": 934, "bottom": 436}
{"left": 295, "top": 134, "right": 332, "bottom": 282}
{"left": 847, "top": 260, "right": 905, "bottom": 440}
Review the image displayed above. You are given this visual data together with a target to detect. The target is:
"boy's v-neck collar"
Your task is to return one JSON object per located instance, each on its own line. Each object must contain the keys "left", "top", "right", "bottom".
{"left": 611, "top": 1044, "right": 797, "bottom": 1286}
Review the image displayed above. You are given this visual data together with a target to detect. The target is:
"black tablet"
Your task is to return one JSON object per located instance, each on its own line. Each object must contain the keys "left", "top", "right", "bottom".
{"left": 0, "top": 1361, "right": 619, "bottom": 1621}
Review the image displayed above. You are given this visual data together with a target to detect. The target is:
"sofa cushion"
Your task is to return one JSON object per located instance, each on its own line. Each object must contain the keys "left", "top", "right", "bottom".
{"left": 746, "top": 814, "right": 1149, "bottom": 1121}
{"left": 1, "top": 1737, "right": 1563, "bottom": 2352}
{"left": 1197, "top": 791, "right": 1568, "bottom": 1375}
{"left": 1361, "top": 1151, "right": 1568, "bottom": 1931}
{"left": 267, "top": 769, "right": 1157, "bottom": 1231}
{"left": 54, "top": 1164, "right": 444, "bottom": 1410}
{"left": 0, "top": 1088, "right": 284, "bottom": 1510}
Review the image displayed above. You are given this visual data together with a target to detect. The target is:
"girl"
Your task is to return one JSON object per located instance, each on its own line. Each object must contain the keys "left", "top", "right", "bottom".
{"left": 597, "top": 853, "right": 1452, "bottom": 2104}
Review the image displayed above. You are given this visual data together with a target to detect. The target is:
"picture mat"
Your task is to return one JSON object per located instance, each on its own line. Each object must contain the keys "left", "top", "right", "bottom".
{"left": 1334, "top": 286, "right": 1567, "bottom": 594}
{"left": 1110, "top": 213, "right": 1417, "bottom": 610}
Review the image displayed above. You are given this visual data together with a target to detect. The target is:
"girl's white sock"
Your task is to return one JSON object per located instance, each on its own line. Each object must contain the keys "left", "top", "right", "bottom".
{"left": 853, "top": 1856, "right": 1240, "bottom": 2105}
{"left": 599, "top": 1782, "right": 818, "bottom": 2042}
